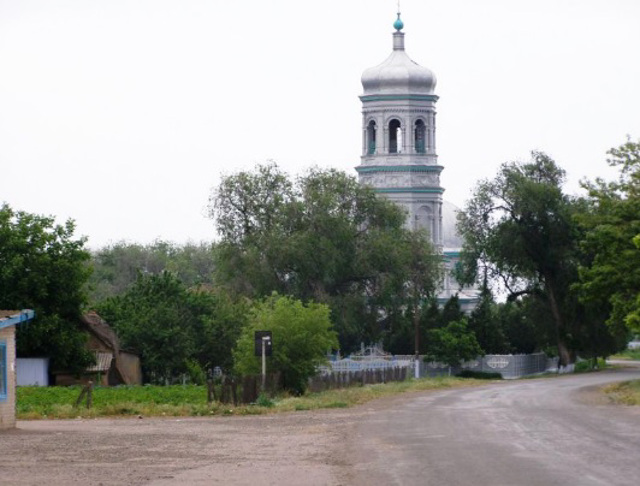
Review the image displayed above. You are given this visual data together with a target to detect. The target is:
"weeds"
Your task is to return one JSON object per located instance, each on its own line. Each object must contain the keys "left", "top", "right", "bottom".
{"left": 603, "top": 380, "right": 640, "bottom": 406}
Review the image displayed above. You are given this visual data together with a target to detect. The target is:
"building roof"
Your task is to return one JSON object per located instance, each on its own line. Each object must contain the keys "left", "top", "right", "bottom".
{"left": 80, "top": 311, "right": 121, "bottom": 354}
{"left": 361, "top": 17, "right": 436, "bottom": 96}
{"left": 0, "top": 309, "right": 35, "bottom": 330}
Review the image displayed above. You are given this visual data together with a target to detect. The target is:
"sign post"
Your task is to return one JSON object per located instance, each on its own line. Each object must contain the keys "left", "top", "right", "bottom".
{"left": 254, "top": 331, "right": 272, "bottom": 392}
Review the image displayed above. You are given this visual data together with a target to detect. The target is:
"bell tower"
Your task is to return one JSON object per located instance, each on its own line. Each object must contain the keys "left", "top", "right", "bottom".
{"left": 357, "top": 13, "right": 443, "bottom": 249}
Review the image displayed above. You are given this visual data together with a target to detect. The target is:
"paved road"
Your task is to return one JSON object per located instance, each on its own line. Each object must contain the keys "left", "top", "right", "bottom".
{"left": 344, "top": 365, "right": 640, "bottom": 486}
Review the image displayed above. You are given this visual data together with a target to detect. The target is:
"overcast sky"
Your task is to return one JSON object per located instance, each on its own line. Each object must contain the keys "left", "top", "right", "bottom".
{"left": 1, "top": 0, "right": 638, "bottom": 249}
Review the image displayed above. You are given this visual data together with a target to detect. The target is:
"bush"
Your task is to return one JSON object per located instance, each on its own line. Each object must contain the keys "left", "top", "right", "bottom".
{"left": 234, "top": 294, "right": 338, "bottom": 395}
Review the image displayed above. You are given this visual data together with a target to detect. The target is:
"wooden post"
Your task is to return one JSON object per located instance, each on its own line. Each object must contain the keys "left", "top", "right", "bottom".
{"left": 207, "top": 379, "right": 216, "bottom": 404}
{"left": 86, "top": 381, "right": 93, "bottom": 409}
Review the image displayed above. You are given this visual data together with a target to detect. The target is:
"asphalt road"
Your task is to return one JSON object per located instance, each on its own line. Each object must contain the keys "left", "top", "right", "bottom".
{"left": 344, "top": 365, "right": 640, "bottom": 486}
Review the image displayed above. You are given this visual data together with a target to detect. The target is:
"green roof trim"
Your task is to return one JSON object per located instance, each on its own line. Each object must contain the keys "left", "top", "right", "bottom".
{"left": 360, "top": 94, "right": 439, "bottom": 102}
{"left": 375, "top": 188, "right": 444, "bottom": 194}
{"left": 356, "top": 165, "right": 443, "bottom": 173}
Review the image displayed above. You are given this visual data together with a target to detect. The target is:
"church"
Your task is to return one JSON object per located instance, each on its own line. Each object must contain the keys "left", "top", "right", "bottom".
{"left": 356, "top": 13, "right": 479, "bottom": 312}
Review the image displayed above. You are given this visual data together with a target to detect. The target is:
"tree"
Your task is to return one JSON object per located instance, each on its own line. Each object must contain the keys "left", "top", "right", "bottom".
{"left": 467, "top": 289, "right": 511, "bottom": 354}
{"left": 576, "top": 138, "right": 640, "bottom": 336}
{"left": 210, "top": 164, "right": 443, "bottom": 352}
{"left": 424, "top": 319, "right": 483, "bottom": 371}
{"left": 457, "top": 152, "right": 583, "bottom": 366}
{"left": 0, "top": 203, "right": 93, "bottom": 373}
{"left": 88, "top": 240, "right": 216, "bottom": 302}
{"left": 96, "top": 271, "right": 247, "bottom": 382}
{"left": 234, "top": 294, "right": 338, "bottom": 394}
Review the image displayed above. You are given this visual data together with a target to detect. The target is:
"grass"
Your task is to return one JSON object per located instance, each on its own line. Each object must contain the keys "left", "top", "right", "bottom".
{"left": 603, "top": 380, "right": 640, "bottom": 406}
{"left": 610, "top": 349, "right": 640, "bottom": 361}
{"left": 17, "top": 376, "right": 487, "bottom": 420}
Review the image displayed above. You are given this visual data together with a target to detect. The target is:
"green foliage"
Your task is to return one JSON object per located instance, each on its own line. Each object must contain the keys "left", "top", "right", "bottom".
{"left": 574, "top": 357, "right": 608, "bottom": 372}
{"left": 210, "top": 164, "right": 442, "bottom": 352}
{"left": 96, "top": 272, "right": 247, "bottom": 382}
{"left": 234, "top": 294, "right": 338, "bottom": 395}
{"left": 456, "top": 152, "right": 608, "bottom": 365}
{"left": 88, "top": 240, "right": 216, "bottom": 302}
{"left": 255, "top": 393, "right": 275, "bottom": 407}
{"left": 576, "top": 138, "right": 640, "bottom": 336}
{"left": 424, "top": 318, "right": 483, "bottom": 368}
{"left": 0, "top": 203, "right": 93, "bottom": 373}
{"left": 467, "top": 289, "right": 510, "bottom": 354}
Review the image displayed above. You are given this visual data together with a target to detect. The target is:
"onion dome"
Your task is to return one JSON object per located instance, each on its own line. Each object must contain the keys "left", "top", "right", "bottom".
{"left": 361, "top": 13, "right": 437, "bottom": 96}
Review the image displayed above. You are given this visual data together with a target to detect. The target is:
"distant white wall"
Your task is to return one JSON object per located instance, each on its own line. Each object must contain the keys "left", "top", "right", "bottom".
{"left": 16, "top": 358, "right": 49, "bottom": 386}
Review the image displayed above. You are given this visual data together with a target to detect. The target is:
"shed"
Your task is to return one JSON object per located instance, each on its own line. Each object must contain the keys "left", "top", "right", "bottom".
{"left": 53, "top": 312, "right": 142, "bottom": 386}
{"left": 0, "top": 310, "right": 35, "bottom": 430}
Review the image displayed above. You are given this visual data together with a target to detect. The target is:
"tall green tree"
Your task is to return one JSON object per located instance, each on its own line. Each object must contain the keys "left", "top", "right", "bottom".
{"left": 0, "top": 203, "right": 93, "bottom": 372}
{"left": 209, "top": 164, "right": 442, "bottom": 352}
{"left": 576, "top": 138, "right": 640, "bottom": 337}
{"left": 467, "top": 289, "right": 511, "bottom": 354}
{"left": 457, "top": 153, "right": 583, "bottom": 365}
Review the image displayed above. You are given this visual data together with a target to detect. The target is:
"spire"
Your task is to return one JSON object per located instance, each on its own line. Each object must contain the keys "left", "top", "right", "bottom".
{"left": 392, "top": 10, "right": 405, "bottom": 50}
{"left": 393, "top": 10, "right": 404, "bottom": 32}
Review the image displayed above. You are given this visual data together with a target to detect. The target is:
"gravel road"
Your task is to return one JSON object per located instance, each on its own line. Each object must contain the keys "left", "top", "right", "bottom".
{"left": 1, "top": 365, "right": 638, "bottom": 485}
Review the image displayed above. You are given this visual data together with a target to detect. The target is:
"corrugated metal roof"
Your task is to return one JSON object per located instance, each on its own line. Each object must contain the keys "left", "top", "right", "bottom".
{"left": 86, "top": 352, "right": 113, "bottom": 372}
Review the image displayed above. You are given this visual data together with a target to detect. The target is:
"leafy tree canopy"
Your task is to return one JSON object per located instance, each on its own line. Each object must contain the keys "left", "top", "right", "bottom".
{"left": 88, "top": 240, "right": 216, "bottom": 302}
{"left": 457, "top": 152, "right": 606, "bottom": 365}
{"left": 96, "top": 271, "right": 247, "bottom": 382}
{"left": 424, "top": 318, "right": 483, "bottom": 368}
{"left": 576, "top": 138, "right": 640, "bottom": 335}
{"left": 0, "top": 203, "right": 93, "bottom": 372}
{"left": 234, "top": 293, "right": 338, "bottom": 394}
{"left": 209, "top": 164, "right": 442, "bottom": 352}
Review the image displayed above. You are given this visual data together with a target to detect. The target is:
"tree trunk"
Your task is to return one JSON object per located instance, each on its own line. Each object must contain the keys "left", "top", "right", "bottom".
{"left": 546, "top": 281, "right": 572, "bottom": 367}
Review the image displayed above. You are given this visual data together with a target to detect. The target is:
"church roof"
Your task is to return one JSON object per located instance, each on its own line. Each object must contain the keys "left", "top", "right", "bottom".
{"left": 361, "top": 14, "right": 436, "bottom": 96}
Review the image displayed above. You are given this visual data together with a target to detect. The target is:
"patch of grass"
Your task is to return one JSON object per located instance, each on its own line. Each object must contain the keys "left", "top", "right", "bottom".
{"left": 575, "top": 358, "right": 609, "bottom": 373}
{"left": 603, "top": 380, "right": 640, "bottom": 406}
{"left": 17, "top": 377, "right": 485, "bottom": 420}
{"left": 610, "top": 349, "right": 640, "bottom": 361}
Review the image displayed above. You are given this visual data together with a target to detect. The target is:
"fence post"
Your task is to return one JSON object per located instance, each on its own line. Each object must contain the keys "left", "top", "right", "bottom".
{"left": 207, "top": 379, "right": 216, "bottom": 404}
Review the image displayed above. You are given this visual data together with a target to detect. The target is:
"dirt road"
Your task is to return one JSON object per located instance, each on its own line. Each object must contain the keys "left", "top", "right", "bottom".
{"left": 1, "top": 366, "right": 638, "bottom": 485}
{"left": 344, "top": 365, "right": 640, "bottom": 486}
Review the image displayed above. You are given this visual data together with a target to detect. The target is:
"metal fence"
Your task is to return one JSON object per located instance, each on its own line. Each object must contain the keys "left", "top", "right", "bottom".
{"left": 323, "top": 352, "right": 556, "bottom": 380}
{"left": 308, "top": 367, "right": 409, "bottom": 393}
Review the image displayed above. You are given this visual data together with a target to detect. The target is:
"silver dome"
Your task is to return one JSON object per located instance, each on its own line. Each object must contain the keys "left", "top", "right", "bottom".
{"left": 442, "top": 200, "right": 463, "bottom": 250}
{"left": 361, "top": 33, "right": 437, "bottom": 96}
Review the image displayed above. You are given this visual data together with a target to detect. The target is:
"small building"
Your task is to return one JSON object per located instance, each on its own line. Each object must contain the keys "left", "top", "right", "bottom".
{"left": 0, "top": 310, "right": 35, "bottom": 430}
{"left": 53, "top": 311, "right": 142, "bottom": 386}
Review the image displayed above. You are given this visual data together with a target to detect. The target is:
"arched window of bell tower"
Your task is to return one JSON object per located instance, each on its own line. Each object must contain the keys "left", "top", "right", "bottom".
{"left": 414, "top": 119, "right": 426, "bottom": 154}
{"left": 415, "top": 205, "right": 434, "bottom": 238}
{"left": 366, "top": 120, "right": 377, "bottom": 155}
{"left": 388, "top": 119, "right": 402, "bottom": 154}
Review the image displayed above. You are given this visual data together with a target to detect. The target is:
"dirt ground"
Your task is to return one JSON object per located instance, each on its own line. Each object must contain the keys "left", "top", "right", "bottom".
{"left": 0, "top": 398, "right": 398, "bottom": 486}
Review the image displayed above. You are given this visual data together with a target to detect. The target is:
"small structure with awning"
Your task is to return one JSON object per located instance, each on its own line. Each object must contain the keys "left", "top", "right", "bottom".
{"left": 0, "top": 310, "right": 35, "bottom": 429}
